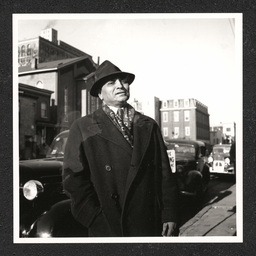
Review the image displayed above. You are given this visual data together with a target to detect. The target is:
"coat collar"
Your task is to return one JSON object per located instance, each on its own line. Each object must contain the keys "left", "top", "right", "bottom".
{"left": 88, "top": 108, "right": 133, "bottom": 154}
{"left": 86, "top": 108, "right": 154, "bottom": 158}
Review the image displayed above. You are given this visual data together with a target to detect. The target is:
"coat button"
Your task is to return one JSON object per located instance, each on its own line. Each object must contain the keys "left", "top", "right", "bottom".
{"left": 111, "top": 192, "right": 119, "bottom": 200}
{"left": 105, "top": 165, "right": 112, "bottom": 171}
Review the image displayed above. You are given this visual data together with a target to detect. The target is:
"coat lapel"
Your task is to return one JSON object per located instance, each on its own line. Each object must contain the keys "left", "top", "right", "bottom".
{"left": 131, "top": 114, "right": 154, "bottom": 167}
{"left": 123, "top": 114, "right": 154, "bottom": 196}
{"left": 87, "top": 109, "right": 154, "bottom": 196}
{"left": 87, "top": 108, "right": 133, "bottom": 155}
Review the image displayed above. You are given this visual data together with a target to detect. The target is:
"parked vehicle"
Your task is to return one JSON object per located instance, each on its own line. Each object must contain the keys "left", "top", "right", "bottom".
{"left": 20, "top": 132, "right": 210, "bottom": 237}
{"left": 19, "top": 130, "right": 88, "bottom": 238}
{"left": 165, "top": 139, "right": 211, "bottom": 198}
{"left": 208, "top": 143, "right": 235, "bottom": 176}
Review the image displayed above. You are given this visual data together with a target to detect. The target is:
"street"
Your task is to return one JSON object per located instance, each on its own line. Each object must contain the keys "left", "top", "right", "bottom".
{"left": 178, "top": 174, "right": 236, "bottom": 236}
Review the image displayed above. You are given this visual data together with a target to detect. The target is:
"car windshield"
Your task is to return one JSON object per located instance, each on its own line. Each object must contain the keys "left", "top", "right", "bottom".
{"left": 46, "top": 134, "right": 68, "bottom": 158}
{"left": 213, "top": 145, "right": 231, "bottom": 154}
{"left": 167, "top": 143, "right": 196, "bottom": 157}
{"left": 175, "top": 144, "right": 195, "bottom": 155}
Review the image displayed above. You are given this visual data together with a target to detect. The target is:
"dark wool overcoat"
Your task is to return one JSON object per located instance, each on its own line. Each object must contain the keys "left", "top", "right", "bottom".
{"left": 63, "top": 107, "right": 178, "bottom": 237}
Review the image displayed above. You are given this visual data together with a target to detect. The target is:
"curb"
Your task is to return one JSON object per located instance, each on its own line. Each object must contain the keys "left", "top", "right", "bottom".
{"left": 179, "top": 184, "right": 236, "bottom": 236}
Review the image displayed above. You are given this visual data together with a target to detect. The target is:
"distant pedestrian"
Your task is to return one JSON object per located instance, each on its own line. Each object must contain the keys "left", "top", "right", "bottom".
{"left": 230, "top": 140, "right": 236, "bottom": 168}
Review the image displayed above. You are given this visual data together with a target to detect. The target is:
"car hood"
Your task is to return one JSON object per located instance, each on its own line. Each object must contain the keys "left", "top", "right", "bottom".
{"left": 175, "top": 153, "right": 195, "bottom": 162}
{"left": 213, "top": 153, "right": 229, "bottom": 161}
{"left": 19, "top": 158, "right": 63, "bottom": 184}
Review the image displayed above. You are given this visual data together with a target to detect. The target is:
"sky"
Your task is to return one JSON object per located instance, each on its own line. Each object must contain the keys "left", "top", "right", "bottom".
{"left": 15, "top": 13, "right": 242, "bottom": 126}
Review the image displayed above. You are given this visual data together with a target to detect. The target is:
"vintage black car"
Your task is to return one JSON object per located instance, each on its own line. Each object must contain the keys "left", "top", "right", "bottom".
{"left": 165, "top": 139, "right": 210, "bottom": 198}
{"left": 19, "top": 130, "right": 87, "bottom": 238}
{"left": 20, "top": 132, "right": 210, "bottom": 237}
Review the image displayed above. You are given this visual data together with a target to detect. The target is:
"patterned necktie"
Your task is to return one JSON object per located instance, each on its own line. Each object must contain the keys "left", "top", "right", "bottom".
{"left": 116, "top": 108, "right": 133, "bottom": 146}
{"left": 117, "top": 108, "right": 124, "bottom": 123}
{"left": 102, "top": 104, "right": 134, "bottom": 147}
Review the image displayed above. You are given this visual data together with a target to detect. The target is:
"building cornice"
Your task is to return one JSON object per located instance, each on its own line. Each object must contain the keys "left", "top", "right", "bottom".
{"left": 160, "top": 107, "right": 196, "bottom": 111}
{"left": 19, "top": 68, "right": 58, "bottom": 76}
{"left": 19, "top": 83, "right": 53, "bottom": 96}
{"left": 18, "top": 56, "right": 93, "bottom": 76}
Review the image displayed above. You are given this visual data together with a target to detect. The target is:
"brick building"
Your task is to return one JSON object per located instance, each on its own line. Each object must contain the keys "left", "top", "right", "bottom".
{"left": 19, "top": 83, "right": 53, "bottom": 159}
{"left": 18, "top": 28, "right": 103, "bottom": 159}
{"left": 18, "top": 28, "right": 91, "bottom": 68}
{"left": 210, "top": 122, "right": 236, "bottom": 145}
{"left": 18, "top": 56, "right": 101, "bottom": 159}
{"left": 131, "top": 96, "right": 161, "bottom": 125}
{"left": 160, "top": 98, "right": 210, "bottom": 143}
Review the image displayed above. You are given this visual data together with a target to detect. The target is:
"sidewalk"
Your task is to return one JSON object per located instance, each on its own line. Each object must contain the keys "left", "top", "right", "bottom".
{"left": 179, "top": 184, "right": 236, "bottom": 236}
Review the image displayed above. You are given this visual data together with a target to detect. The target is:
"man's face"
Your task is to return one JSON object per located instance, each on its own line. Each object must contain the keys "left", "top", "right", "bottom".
{"left": 98, "top": 77, "right": 130, "bottom": 107}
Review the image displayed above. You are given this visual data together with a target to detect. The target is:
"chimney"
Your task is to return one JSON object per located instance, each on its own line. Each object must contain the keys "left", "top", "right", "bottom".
{"left": 31, "top": 58, "right": 38, "bottom": 69}
{"left": 40, "top": 28, "right": 58, "bottom": 44}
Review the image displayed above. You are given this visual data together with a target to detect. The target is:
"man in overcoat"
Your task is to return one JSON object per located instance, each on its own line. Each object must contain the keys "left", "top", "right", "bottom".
{"left": 63, "top": 60, "right": 179, "bottom": 237}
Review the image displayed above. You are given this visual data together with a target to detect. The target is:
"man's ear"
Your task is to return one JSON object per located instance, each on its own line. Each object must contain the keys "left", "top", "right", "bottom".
{"left": 98, "top": 92, "right": 103, "bottom": 100}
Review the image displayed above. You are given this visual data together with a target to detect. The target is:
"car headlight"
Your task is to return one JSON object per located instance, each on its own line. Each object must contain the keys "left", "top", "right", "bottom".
{"left": 224, "top": 158, "right": 230, "bottom": 165}
{"left": 208, "top": 156, "right": 213, "bottom": 163}
{"left": 176, "top": 165, "right": 185, "bottom": 176}
{"left": 23, "top": 180, "right": 44, "bottom": 200}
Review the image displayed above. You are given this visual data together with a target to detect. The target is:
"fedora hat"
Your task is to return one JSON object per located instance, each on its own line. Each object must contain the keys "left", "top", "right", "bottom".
{"left": 90, "top": 60, "right": 135, "bottom": 97}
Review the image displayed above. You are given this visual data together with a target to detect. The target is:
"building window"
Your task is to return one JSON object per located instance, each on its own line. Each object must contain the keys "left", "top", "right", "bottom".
{"left": 174, "top": 127, "right": 179, "bottom": 137}
{"left": 163, "top": 100, "right": 167, "bottom": 108}
{"left": 174, "top": 111, "right": 179, "bottom": 122}
{"left": 21, "top": 45, "right": 25, "bottom": 57}
{"left": 163, "top": 127, "right": 168, "bottom": 137}
{"left": 174, "top": 100, "right": 179, "bottom": 108}
{"left": 41, "top": 102, "right": 47, "bottom": 118}
{"left": 64, "top": 88, "right": 68, "bottom": 122}
{"left": 226, "top": 128, "right": 231, "bottom": 132}
{"left": 27, "top": 44, "right": 31, "bottom": 55}
{"left": 81, "top": 89, "right": 87, "bottom": 117}
{"left": 184, "top": 99, "right": 189, "bottom": 107}
{"left": 163, "top": 112, "right": 168, "bottom": 122}
{"left": 184, "top": 110, "right": 190, "bottom": 122}
{"left": 185, "top": 126, "right": 190, "bottom": 136}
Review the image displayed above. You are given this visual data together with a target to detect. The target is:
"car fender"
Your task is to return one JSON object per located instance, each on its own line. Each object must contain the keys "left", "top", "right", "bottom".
{"left": 28, "top": 199, "right": 88, "bottom": 238}
{"left": 185, "top": 170, "right": 203, "bottom": 186}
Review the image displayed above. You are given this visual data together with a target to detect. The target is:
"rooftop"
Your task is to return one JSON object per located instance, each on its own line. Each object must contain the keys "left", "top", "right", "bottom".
{"left": 18, "top": 56, "right": 95, "bottom": 75}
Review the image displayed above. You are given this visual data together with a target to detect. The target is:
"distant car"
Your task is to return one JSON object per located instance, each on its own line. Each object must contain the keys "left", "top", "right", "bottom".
{"left": 208, "top": 144, "right": 235, "bottom": 176}
{"left": 19, "top": 130, "right": 87, "bottom": 238}
{"left": 165, "top": 139, "right": 210, "bottom": 199}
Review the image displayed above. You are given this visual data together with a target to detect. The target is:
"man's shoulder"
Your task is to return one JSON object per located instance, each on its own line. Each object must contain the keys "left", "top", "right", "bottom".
{"left": 69, "top": 109, "right": 103, "bottom": 139}
{"left": 135, "top": 111, "right": 157, "bottom": 124}
{"left": 71, "top": 108, "right": 103, "bottom": 129}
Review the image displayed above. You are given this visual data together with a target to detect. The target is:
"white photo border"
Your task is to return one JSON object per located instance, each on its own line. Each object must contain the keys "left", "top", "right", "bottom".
{"left": 13, "top": 13, "right": 243, "bottom": 243}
